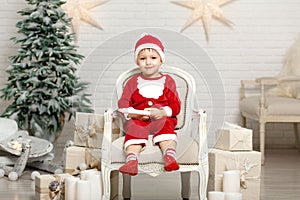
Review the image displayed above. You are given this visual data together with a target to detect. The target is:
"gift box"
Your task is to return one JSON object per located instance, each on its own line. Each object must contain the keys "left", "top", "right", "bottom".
{"left": 65, "top": 146, "right": 101, "bottom": 174}
{"left": 214, "top": 126, "right": 253, "bottom": 151}
{"left": 35, "top": 173, "right": 72, "bottom": 200}
{"left": 208, "top": 148, "right": 261, "bottom": 200}
{"left": 74, "top": 112, "right": 120, "bottom": 149}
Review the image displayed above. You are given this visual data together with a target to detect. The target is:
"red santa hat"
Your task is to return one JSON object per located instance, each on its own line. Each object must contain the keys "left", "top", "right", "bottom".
{"left": 134, "top": 33, "right": 165, "bottom": 63}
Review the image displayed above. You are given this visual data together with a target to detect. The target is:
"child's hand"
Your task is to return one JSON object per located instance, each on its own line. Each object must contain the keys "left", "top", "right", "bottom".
{"left": 128, "top": 113, "right": 150, "bottom": 121}
{"left": 149, "top": 108, "right": 167, "bottom": 120}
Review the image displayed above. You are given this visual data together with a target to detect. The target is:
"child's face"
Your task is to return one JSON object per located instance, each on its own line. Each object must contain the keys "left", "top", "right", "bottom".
{"left": 137, "top": 48, "right": 162, "bottom": 78}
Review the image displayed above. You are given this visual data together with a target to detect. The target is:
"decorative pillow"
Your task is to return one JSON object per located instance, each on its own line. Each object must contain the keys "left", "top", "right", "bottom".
{"left": 268, "top": 82, "right": 300, "bottom": 99}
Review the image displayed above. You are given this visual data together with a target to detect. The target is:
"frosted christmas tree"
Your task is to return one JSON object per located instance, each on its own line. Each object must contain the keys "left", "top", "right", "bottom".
{"left": 1, "top": 0, "right": 93, "bottom": 141}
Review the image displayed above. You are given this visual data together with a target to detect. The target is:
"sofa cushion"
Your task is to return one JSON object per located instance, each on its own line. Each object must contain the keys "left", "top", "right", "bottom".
{"left": 240, "top": 96, "right": 300, "bottom": 117}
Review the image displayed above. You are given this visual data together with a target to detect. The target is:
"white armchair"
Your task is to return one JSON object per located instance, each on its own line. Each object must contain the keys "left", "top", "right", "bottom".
{"left": 240, "top": 76, "right": 300, "bottom": 164}
{"left": 101, "top": 66, "right": 208, "bottom": 200}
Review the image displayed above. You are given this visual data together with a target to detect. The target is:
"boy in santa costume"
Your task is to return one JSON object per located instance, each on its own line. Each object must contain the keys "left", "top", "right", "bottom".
{"left": 118, "top": 34, "right": 181, "bottom": 176}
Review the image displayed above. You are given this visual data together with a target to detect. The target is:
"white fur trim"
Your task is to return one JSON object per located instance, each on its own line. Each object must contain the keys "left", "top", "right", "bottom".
{"left": 124, "top": 139, "right": 148, "bottom": 149}
{"left": 135, "top": 43, "right": 165, "bottom": 63}
{"left": 161, "top": 106, "right": 172, "bottom": 116}
{"left": 153, "top": 134, "right": 177, "bottom": 144}
{"left": 137, "top": 76, "right": 166, "bottom": 99}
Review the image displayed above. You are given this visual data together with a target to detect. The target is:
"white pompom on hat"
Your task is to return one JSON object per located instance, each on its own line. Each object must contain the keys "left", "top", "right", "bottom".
{"left": 134, "top": 33, "right": 165, "bottom": 63}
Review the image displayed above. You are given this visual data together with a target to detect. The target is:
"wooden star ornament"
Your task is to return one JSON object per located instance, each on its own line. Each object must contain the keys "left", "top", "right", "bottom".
{"left": 172, "top": 0, "right": 235, "bottom": 41}
{"left": 62, "top": 0, "right": 109, "bottom": 38}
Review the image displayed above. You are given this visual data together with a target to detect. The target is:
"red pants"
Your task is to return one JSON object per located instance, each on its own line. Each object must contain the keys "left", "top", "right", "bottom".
{"left": 123, "top": 117, "right": 177, "bottom": 149}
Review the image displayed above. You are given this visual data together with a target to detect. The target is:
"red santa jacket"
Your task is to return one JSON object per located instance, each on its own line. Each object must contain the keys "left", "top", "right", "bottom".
{"left": 118, "top": 73, "right": 181, "bottom": 117}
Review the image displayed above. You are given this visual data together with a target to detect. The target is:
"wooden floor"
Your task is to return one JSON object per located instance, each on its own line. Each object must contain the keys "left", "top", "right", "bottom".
{"left": 0, "top": 149, "right": 299, "bottom": 200}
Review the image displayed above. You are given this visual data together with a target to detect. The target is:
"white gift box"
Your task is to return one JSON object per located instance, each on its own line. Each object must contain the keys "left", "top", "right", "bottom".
{"left": 208, "top": 148, "right": 261, "bottom": 200}
{"left": 74, "top": 112, "right": 120, "bottom": 149}
{"left": 214, "top": 125, "right": 253, "bottom": 151}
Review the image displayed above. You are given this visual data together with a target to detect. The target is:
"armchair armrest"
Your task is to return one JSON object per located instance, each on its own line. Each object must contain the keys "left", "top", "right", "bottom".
{"left": 255, "top": 77, "right": 279, "bottom": 85}
{"left": 241, "top": 77, "right": 279, "bottom": 99}
{"left": 240, "top": 77, "right": 278, "bottom": 111}
{"left": 254, "top": 75, "right": 300, "bottom": 84}
{"left": 277, "top": 75, "right": 300, "bottom": 82}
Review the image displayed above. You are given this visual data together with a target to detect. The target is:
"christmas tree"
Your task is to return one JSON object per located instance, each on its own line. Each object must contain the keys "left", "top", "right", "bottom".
{"left": 1, "top": 0, "right": 93, "bottom": 141}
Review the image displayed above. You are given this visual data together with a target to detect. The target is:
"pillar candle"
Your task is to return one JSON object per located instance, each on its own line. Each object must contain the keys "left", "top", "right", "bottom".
{"left": 76, "top": 180, "right": 91, "bottom": 200}
{"left": 208, "top": 191, "right": 225, "bottom": 200}
{"left": 223, "top": 170, "right": 240, "bottom": 193}
{"left": 65, "top": 177, "right": 80, "bottom": 200}
{"left": 87, "top": 171, "right": 102, "bottom": 200}
{"left": 225, "top": 192, "right": 242, "bottom": 200}
{"left": 80, "top": 168, "right": 98, "bottom": 180}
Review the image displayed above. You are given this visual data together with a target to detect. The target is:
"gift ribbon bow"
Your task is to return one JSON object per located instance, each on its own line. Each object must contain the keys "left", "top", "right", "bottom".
{"left": 75, "top": 117, "right": 102, "bottom": 146}
{"left": 230, "top": 133, "right": 252, "bottom": 150}
{"left": 225, "top": 156, "right": 259, "bottom": 189}
{"left": 48, "top": 175, "right": 65, "bottom": 200}
{"left": 240, "top": 158, "right": 258, "bottom": 189}
{"left": 85, "top": 149, "right": 100, "bottom": 169}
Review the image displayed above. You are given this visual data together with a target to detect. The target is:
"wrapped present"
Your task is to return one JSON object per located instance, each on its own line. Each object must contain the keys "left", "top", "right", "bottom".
{"left": 74, "top": 112, "right": 120, "bottom": 149}
{"left": 35, "top": 173, "right": 72, "bottom": 200}
{"left": 65, "top": 146, "right": 101, "bottom": 175}
{"left": 208, "top": 148, "right": 261, "bottom": 200}
{"left": 214, "top": 124, "right": 253, "bottom": 151}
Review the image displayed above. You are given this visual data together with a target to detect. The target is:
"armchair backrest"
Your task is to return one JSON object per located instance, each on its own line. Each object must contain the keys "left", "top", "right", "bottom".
{"left": 114, "top": 66, "right": 197, "bottom": 134}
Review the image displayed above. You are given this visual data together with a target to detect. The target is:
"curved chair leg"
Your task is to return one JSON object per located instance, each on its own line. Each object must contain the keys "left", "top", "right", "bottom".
{"left": 101, "top": 164, "right": 112, "bottom": 200}
{"left": 196, "top": 157, "right": 209, "bottom": 200}
{"left": 293, "top": 123, "right": 300, "bottom": 151}
{"left": 259, "top": 122, "right": 266, "bottom": 165}
{"left": 197, "top": 168, "right": 208, "bottom": 200}
{"left": 181, "top": 172, "right": 191, "bottom": 199}
{"left": 122, "top": 174, "right": 132, "bottom": 199}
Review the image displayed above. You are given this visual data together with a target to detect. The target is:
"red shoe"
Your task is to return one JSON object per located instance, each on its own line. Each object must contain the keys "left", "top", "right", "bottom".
{"left": 164, "top": 154, "right": 179, "bottom": 172}
{"left": 119, "top": 160, "right": 138, "bottom": 176}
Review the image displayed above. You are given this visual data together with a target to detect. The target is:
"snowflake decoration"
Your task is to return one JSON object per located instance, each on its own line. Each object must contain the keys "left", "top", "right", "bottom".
{"left": 172, "top": 0, "right": 235, "bottom": 41}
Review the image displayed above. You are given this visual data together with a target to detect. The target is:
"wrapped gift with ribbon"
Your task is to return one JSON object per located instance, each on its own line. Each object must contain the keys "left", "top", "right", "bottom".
{"left": 215, "top": 122, "right": 253, "bottom": 151}
{"left": 85, "top": 148, "right": 101, "bottom": 170}
{"left": 65, "top": 146, "right": 101, "bottom": 175}
{"left": 35, "top": 173, "right": 72, "bottom": 200}
{"left": 74, "top": 112, "right": 120, "bottom": 149}
{"left": 208, "top": 148, "right": 261, "bottom": 200}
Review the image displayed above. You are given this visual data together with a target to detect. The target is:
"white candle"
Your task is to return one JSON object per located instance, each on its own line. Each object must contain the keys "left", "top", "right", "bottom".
{"left": 76, "top": 180, "right": 91, "bottom": 200}
{"left": 80, "top": 168, "right": 98, "bottom": 180}
{"left": 87, "top": 172, "right": 102, "bottom": 200}
{"left": 223, "top": 170, "right": 240, "bottom": 193}
{"left": 225, "top": 192, "right": 242, "bottom": 200}
{"left": 208, "top": 191, "right": 225, "bottom": 200}
{"left": 65, "top": 177, "right": 80, "bottom": 200}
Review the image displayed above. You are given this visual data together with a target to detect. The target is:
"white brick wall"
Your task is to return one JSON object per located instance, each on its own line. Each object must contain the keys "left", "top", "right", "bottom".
{"left": 1, "top": 0, "right": 300, "bottom": 148}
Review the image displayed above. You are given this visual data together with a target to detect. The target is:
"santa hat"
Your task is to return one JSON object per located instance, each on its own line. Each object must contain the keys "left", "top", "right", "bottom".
{"left": 134, "top": 33, "right": 165, "bottom": 63}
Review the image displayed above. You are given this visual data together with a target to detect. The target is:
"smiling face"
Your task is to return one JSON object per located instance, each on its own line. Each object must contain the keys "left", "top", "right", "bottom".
{"left": 136, "top": 48, "right": 162, "bottom": 78}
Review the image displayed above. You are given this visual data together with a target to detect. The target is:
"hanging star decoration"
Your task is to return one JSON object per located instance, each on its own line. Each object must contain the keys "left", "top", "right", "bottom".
{"left": 61, "top": 0, "right": 109, "bottom": 37}
{"left": 172, "top": 0, "right": 235, "bottom": 41}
